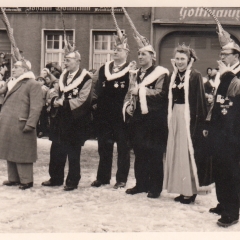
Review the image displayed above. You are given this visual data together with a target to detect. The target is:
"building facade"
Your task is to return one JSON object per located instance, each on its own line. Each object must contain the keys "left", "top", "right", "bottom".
{"left": 153, "top": 7, "right": 240, "bottom": 74}
{"left": 0, "top": 7, "right": 151, "bottom": 77}
{"left": 0, "top": 7, "right": 240, "bottom": 78}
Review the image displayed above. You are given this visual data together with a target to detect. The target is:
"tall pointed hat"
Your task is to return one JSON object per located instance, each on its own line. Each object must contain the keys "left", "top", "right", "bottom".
{"left": 122, "top": 7, "right": 156, "bottom": 59}
{"left": 111, "top": 7, "right": 129, "bottom": 51}
{"left": 203, "top": 7, "right": 240, "bottom": 52}
{"left": 1, "top": 7, "right": 31, "bottom": 70}
{"left": 60, "top": 8, "right": 81, "bottom": 60}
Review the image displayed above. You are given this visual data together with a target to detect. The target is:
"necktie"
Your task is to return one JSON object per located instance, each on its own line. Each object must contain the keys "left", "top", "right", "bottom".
{"left": 67, "top": 74, "right": 73, "bottom": 85}
{"left": 139, "top": 69, "right": 146, "bottom": 80}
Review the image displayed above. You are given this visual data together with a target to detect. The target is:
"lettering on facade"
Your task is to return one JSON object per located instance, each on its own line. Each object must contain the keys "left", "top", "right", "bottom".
{"left": 180, "top": 7, "right": 240, "bottom": 21}
{"left": 26, "top": 8, "right": 53, "bottom": 12}
{"left": 55, "top": 7, "right": 91, "bottom": 12}
{"left": 3, "top": 7, "right": 123, "bottom": 14}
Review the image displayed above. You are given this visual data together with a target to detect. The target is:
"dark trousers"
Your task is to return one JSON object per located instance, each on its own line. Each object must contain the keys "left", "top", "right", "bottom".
{"left": 49, "top": 141, "right": 81, "bottom": 186}
{"left": 131, "top": 118, "right": 165, "bottom": 194}
{"left": 37, "top": 106, "right": 49, "bottom": 136}
{"left": 96, "top": 121, "right": 130, "bottom": 183}
{"left": 213, "top": 149, "right": 240, "bottom": 220}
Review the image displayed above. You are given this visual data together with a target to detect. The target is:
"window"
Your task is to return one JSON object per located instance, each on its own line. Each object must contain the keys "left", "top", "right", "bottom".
{"left": 92, "top": 32, "right": 116, "bottom": 70}
{"left": 44, "top": 30, "right": 74, "bottom": 69}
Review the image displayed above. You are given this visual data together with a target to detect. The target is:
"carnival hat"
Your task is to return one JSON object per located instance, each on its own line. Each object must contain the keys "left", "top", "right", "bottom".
{"left": 60, "top": 8, "right": 81, "bottom": 60}
{"left": 203, "top": 7, "right": 240, "bottom": 53}
{"left": 111, "top": 8, "right": 129, "bottom": 51}
{"left": 1, "top": 7, "right": 31, "bottom": 70}
{"left": 122, "top": 7, "right": 156, "bottom": 59}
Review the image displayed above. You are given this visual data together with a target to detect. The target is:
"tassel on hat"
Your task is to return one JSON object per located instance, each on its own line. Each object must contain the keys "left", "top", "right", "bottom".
{"left": 122, "top": 7, "right": 156, "bottom": 59}
{"left": 0, "top": 7, "right": 31, "bottom": 70}
{"left": 203, "top": 7, "right": 240, "bottom": 52}
{"left": 111, "top": 8, "right": 129, "bottom": 52}
{"left": 60, "top": 8, "right": 81, "bottom": 60}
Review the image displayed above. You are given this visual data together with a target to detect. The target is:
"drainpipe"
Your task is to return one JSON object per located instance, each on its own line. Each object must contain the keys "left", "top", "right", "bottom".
{"left": 150, "top": 7, "right": 154, "bottom": 46}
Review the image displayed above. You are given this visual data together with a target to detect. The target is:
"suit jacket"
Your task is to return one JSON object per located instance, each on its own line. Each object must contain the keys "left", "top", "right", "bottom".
{"left": 0, "top": 73, "right": 43, "bottom": 163}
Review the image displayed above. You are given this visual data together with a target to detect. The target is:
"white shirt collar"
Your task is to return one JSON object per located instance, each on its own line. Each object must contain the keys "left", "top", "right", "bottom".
{"left": 113, "top": 61, "right": 126, "bottom": 68}
{"left": 231, "top": 61, "right": 240, "bottom": 70}
{"left": 68, "top": 68, "right": 79, "bottom": 79}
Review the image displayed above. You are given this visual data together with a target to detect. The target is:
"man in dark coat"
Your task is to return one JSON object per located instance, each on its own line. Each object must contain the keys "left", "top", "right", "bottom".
{"left": 91, "top": 25, "right": 132, "bottom": 189}
{"left": 208, "top": 41, "right": 240, "bottom": 227}
{"left": 42, "top": 48, "right": 93, "bottom": 191}
{"left": 0, "top": 59, "right": 43, "bottom": 190}
{"left": 123, "top": 39, "right": 169, "bottom": 198}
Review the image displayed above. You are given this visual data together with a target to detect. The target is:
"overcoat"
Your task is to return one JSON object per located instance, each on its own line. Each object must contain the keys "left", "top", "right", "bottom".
{"left": 0, "top": 71, "right": 43, "bottom": 163}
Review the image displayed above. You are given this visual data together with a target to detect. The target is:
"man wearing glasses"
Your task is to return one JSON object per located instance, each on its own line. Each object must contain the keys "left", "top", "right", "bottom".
{"left": 42, "top": 49, "right": 93, "bottom": 191}
{"left": 0, "top": 59, "right": 42, "bottom": 190}
{"left": 208, "top": 40, "right": 240, "bottom": 227}
{"left": 91, "top": 33, "right": 132, "bottom": 189}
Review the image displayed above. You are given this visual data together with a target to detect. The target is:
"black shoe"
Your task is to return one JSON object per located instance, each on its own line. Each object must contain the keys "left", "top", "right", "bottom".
{"left": 113, "top": 182, "right": 126, "bottom": 189}
{"left": 209, "top": 204, "right": 222, "bottom": 215}
{"left": 147, "top": 192, "right": 160, "bottom": 198}
{"left": 126, "top": 186, "right": 147, "bottom": 195}
{"left": 42, "top": 180, "right": 63, "bottom": 187}
{"left": 3, "top": 180, "right": 20, "bottom": 186}
{"left": 63, "top": 185, "right": 77, "bottom": 191}
{"left": 217, "top": 216, "right": 239, "bottom": 227}
{"left": 174, "top": 195, "right": 184, "bottom": 202}
{"left": 19, "top": 182, "right": 33, "bottom": 190}
{"left": 91, "top": 180, "right": 109, "bottom": 187}
{"left": 180, "top": 194, "right": 197, "bottom": 204}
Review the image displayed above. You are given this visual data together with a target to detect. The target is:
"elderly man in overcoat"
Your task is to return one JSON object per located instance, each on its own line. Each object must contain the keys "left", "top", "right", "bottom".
{"left": 0, "top": 59, "right": 42, "bottom": 190}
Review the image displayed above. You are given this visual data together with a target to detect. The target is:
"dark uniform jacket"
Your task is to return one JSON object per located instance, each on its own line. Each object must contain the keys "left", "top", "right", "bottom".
{"left": 209, "top": 66, "right": 240, "bottom": 154}
{"left": 93, "top": 61, "right": 130, "bottom": 124}
{"left": 49, "top": 68, "right": 93, "bottom": 146}
{"left": 124, "top": 65, "right": 169, "bottom": 148}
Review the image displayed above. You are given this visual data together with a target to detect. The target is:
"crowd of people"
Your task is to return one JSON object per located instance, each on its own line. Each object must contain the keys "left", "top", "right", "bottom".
{"left": 0, "top": 7, "right": 239, "bottom": 228}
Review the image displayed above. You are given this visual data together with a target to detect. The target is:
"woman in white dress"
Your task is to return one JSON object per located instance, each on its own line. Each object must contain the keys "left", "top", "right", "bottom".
{"left": 164, "top": 44, "right": 212, "bottom": 204}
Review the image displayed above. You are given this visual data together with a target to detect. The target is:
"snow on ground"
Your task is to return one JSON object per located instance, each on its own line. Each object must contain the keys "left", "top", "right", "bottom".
{"left": 0, "top": 138, "right": 239, "bottom": 234}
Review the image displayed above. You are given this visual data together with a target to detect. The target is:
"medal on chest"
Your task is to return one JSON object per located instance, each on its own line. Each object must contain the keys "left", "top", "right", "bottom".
{"left": 102, "top": 81, "right": 106, "bottom": 87}
{"left": 114, "top": 81, "right": 119, "bottom": 88}
{"left": 178, "top": 82, "right": 184, "bottom": 89}
{"left": 120, "top": 81, "right": 125, "bottom": 88}
{"left": 216, "top": 95, "right": 233, "bottom": 115}
{"left": 176, "top": 73, "right": 185, "bottom": 89}
{"left": 72, "top": 88, "right": 78, "bottom": 96}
